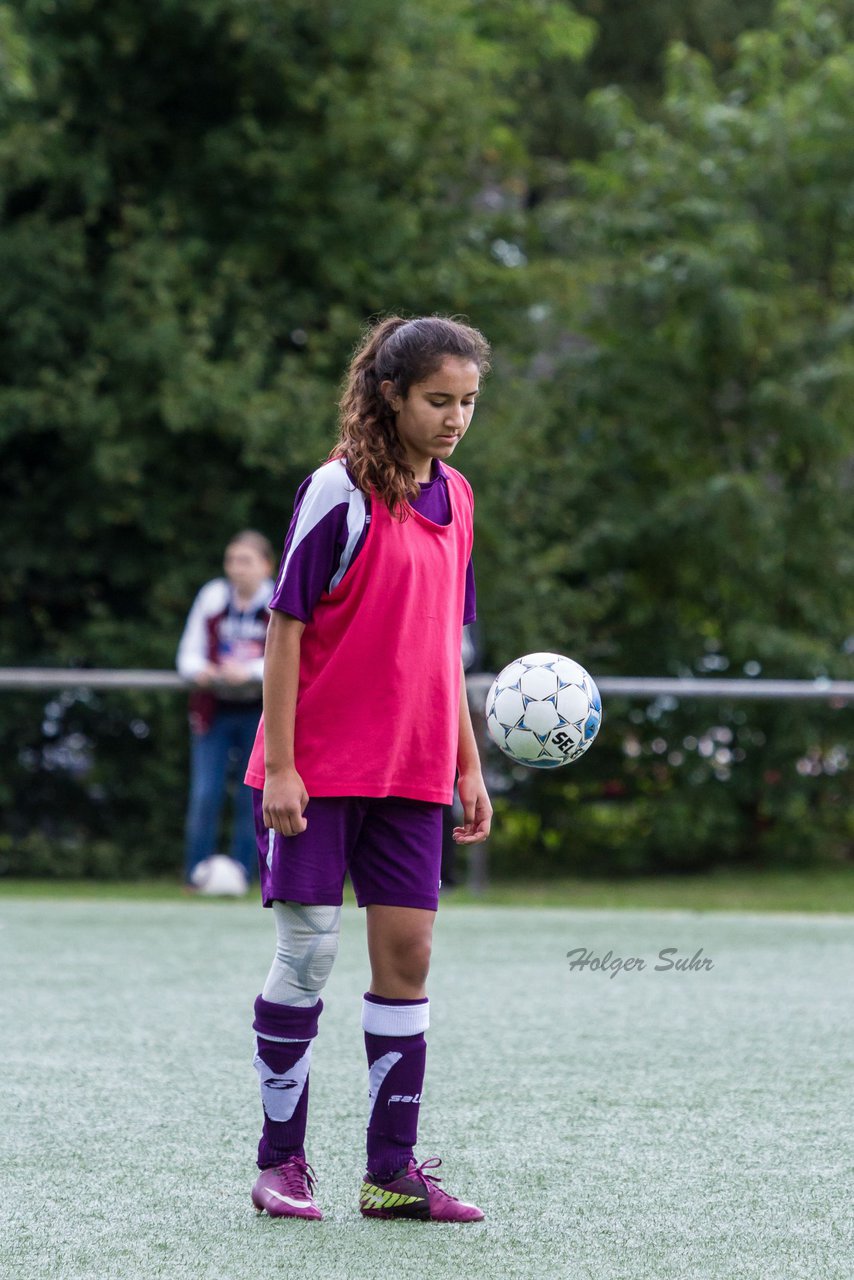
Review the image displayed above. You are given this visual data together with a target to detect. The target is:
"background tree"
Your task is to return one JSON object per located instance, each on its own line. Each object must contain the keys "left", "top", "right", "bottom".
{"left": 0, "top": 0, "right": 585, "bottom": 872}
{"left": 0, "top": 0, "right": 850, "bottom": 876}
{"left": 470, "top": 0, "right": 853, "bottom": 873}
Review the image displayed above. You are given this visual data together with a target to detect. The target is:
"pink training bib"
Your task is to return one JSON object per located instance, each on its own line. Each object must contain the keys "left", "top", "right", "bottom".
{"left": 245, "top": 463, "right": 473, "bottom": 805}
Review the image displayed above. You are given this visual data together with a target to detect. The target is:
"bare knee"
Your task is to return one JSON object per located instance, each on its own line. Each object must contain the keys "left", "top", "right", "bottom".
{"left": 395, "top": 934, "right": 432, "bottom": 986}
{"left": 367, "top": 906, "right": 435, "bottom": 998}
{"left": 374, "top": 932, "right": 432, "bottom": 993}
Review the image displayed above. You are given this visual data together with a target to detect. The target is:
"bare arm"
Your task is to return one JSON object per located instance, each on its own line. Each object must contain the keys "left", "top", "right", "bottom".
{"left": 454, "top": 658, "right": 493, "bottom": 845}
{"left": 262, "top": 611, "right": 309, "bottom": 836}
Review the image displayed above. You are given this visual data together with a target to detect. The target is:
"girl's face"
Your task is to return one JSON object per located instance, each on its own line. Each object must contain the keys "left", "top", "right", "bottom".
{"left": 224, "top": 541, "right": 270, "bottom": 595}
{"left": 382, "top": 356, "right": 481, "bottom": 483}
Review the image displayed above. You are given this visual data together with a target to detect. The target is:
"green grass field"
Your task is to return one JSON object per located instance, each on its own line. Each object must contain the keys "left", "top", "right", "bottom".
{"left": 2, "top": 893, "right": 852, "bottom": 1279}
{"left": 3, "top": 864, "right": 854, "bottom": 911}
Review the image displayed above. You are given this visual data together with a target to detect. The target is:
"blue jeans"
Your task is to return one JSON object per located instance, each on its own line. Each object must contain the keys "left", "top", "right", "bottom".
{"left": 184, "top": 705, "right": 260, "bottom": 882}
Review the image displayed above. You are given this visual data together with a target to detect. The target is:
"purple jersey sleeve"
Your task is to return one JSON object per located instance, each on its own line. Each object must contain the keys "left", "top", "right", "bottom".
{"left": 270, "top": 462, "right": 368, "bottom": 622}
{"left": 463, "top": 559, "right": 476, "bottom": 625}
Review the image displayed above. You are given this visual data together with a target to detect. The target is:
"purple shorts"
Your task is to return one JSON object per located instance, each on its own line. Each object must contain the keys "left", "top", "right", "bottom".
{"left": 251, "top": 789, "right": 443, "bottom": 911}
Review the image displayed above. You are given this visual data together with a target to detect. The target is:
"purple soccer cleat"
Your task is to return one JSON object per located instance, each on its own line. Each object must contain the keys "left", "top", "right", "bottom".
{"left": 251, "top": 1155, "right": 322, "bottom": 1220}
{"left": 359, "top": 1157, "right": 484, "bottom": 1223}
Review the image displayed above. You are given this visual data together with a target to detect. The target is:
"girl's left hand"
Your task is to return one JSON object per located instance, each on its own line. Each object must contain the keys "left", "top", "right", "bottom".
{"left": 454, "top": 772, "right": 493, "bottom": 844}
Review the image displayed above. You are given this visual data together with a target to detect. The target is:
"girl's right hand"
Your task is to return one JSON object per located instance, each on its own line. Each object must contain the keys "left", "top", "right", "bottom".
{"left": 262, "top": 768, "right": 309, "bottom": 837}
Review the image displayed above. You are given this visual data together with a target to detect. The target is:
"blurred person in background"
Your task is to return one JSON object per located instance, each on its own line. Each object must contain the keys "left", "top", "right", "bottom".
{"left": 177, "top": 531, "right": 275, "bottom": 888}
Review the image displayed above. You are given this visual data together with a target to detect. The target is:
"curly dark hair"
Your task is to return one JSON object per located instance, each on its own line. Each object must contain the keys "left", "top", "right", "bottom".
{"left": 330, "top": 315, "right": 491, "bottom": 516}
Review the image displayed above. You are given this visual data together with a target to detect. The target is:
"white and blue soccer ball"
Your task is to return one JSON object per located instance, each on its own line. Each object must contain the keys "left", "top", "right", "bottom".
{"left": 485, "top": 652, "right": 602, "bottom": 769}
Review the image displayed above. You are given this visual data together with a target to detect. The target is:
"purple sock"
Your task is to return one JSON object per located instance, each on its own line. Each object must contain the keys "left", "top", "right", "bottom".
{"left": 362, "top": 993, "right": 429, "bottom": 1183}
{"left": 252, "top": 993, "right": 323, "bottom": 1170}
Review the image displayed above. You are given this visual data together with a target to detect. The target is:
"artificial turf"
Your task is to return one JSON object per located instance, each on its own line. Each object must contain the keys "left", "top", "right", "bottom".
{"left": 2, "top": 897, "right": 851, "bottom": 1279}
{"left": 3, "top": 865, "right": 854, "bottom": 912}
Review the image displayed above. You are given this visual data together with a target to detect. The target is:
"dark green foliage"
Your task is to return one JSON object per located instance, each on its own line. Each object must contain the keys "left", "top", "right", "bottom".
{"left": 483, "top": 696, "right": 851, "bottom": 879}
{"left": 472, "top": 2, "right": 854, "bottom": 873}
{"left": 1, "top": 0, "right": 851, "bottom": 877}
{"left": 0, "top": 688, "right": 185, "bottom": 877}
{"left": 0, "top": 0, "right": 569, "bottom": 873}
{"left": 1, "top": 0, "right": 537, "bottom": 669}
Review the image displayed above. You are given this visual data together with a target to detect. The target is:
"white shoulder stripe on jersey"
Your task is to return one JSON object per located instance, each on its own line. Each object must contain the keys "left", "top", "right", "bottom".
{"left": 276, "top": 459, "right": 363, "bottom": 594}
{"left": 329, "top": 483, "right": 368, "bottom": 592}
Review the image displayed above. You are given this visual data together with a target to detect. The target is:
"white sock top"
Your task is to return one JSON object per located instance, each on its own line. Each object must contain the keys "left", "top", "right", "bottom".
{"left": 361, "top": 997, "right": 430, "bottom": 1037}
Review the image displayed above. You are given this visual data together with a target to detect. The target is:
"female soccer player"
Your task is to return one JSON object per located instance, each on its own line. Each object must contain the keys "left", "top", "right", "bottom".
{"left": 244, "top": 316, "right": 493, "bottom": 1223}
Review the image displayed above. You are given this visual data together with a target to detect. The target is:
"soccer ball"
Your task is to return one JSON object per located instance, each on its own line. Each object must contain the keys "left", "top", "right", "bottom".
{"left": 485, "top": 652, "right": 602, "bottom": 769}
{"left": 190, "top": 854, "right": 249, "bottom": 897}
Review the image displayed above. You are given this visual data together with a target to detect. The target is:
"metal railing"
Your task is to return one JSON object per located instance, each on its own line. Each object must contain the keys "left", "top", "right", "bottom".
{"left": 0, "top": 668, "right": 186, "bottom": 690}
{"left": 1, "top": 668, "right": 851, "bottom": 701}
{"left": 466, "top": 674, "right": 853, "bottom": 703}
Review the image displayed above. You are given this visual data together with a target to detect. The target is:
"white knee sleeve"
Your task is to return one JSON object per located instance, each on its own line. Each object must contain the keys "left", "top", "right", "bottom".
{"left": 262, "top": 901, "right": 341, "bottom": 1007}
